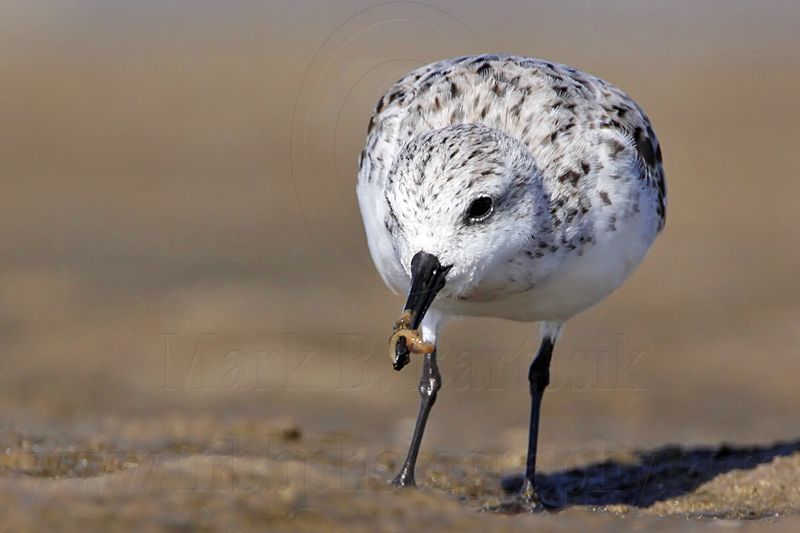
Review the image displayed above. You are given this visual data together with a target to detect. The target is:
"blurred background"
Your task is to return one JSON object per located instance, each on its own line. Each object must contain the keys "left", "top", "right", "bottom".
{"left": 1, "top": 0, "right": 800, "bottom": 528}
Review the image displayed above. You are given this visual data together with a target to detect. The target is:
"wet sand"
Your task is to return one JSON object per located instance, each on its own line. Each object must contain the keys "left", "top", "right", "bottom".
{"left": 1, "top": 2, "right": 800, "bottom": 530}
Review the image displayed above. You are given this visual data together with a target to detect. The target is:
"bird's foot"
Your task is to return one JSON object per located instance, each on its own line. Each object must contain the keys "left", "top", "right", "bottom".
{"left": 390, "top": 465, "right": 416, "bottom": 488}
{"left": 481, "top": 493, "right": 548, "bottom": 514}
{"left": 491, "top": 473, "right": 557, "bottom": 513}
{"left": 518, "top": 479, "right": 545, "bottom": 508}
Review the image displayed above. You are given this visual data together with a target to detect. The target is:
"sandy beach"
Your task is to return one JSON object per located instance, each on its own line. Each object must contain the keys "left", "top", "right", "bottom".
{"left": 1, "top": 2, "right": 799, "bottom": 530}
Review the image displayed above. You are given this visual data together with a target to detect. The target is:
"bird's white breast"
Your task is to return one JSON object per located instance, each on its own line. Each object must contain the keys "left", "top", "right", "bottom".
{"left": 431, "top": 195, "right": 660, "bottom": 322}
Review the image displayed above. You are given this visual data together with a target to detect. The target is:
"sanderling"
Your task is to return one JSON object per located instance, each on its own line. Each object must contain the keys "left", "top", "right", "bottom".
{"left": 356, "top": 54, "right": 666, "bottom": 506}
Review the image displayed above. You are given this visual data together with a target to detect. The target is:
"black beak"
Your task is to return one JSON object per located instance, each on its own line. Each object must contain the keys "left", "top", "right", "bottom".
{"left": 393, "top": 251, "right": 451, "bottom": 370}
{"left": 403, "top": 251, "right": 451, "bottom": 329}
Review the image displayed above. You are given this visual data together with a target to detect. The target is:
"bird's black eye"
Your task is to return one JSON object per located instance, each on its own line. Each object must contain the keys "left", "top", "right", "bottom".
{"left": 465, "top": 196, "right": 494, "bottom": 223}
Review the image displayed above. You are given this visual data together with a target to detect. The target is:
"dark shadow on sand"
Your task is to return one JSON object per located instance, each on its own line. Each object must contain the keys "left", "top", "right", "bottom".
{"left": 501, "top": 439, "right": 800, "bottom": 509}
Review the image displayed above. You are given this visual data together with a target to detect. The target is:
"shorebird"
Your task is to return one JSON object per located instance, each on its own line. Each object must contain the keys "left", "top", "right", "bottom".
{"left": 356, "top": 54, "right": 666, "bottom": 506}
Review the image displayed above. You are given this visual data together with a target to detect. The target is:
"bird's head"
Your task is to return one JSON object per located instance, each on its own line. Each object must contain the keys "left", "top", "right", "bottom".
{"left": 385, "top": 123, "right": 553, "bottom": 327}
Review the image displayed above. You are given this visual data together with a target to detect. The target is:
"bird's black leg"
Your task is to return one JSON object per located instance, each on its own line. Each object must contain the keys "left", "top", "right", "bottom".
{"left": 520, "top": 336, "right": 555, "bottom": 504}
{"left": 392, "top": 349, "right": 441, "bottom": 487}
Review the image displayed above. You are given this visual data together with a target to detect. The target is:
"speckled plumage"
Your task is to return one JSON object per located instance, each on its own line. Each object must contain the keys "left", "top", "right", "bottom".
{"left": 357, "top": 54, "right": 666, "bottom": 330}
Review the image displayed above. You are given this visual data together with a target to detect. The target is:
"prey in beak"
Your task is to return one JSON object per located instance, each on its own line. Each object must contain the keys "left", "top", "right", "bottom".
{"left": 389, "top": 251, "right": 452, "bottom": 371}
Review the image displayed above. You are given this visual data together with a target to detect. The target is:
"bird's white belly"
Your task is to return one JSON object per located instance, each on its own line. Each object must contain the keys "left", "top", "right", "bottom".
{"left": 432, "top": 211, "right": 658, "bottom": 322}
